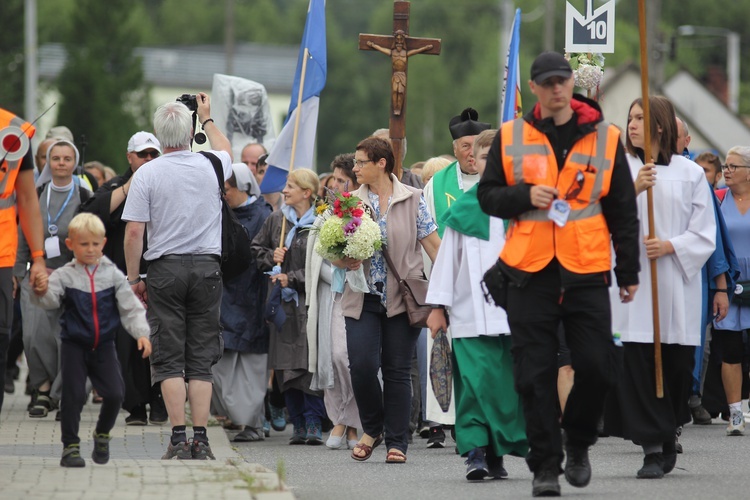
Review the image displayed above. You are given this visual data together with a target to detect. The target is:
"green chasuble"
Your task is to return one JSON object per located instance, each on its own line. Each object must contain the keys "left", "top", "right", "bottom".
{"left": 441, "top": 184, "right": 490, "bottom": 241}
{"left": 431, "top": 161, "right": 465, "bottom": 238}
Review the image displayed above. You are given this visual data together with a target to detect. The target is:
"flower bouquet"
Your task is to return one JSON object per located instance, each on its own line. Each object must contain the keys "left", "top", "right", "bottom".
{"left": 569, "top": 52, "right": 605, "bottom": 96}
{"left": 314, "top": 191, "right": 382, "bottom": 292}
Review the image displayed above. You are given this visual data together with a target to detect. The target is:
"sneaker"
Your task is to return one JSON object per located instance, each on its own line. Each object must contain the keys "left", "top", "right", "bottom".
{"left": 637, "top": 452, "right": 665, "bottom": 479}
{"left": 270, "top": 404, "right": 287, "bottom": 432}
{"left": 464, "top": 447, "right": 489, "bottom": 481}
{"left": 60, "top": 444, "right": 86, "bottom": 468}
{"left": 487, "top": 454, "right": 508, "bottom": 479}
{"left": 29, "top": 394, "right": 51, "bottom": 418}
{"left": 125, "top": 406, "right": 148, "bottom": 426}
{"left": 426, "top": 426, "right": 446, "bottom": 449}
{"left": 532, "top": 469, "right": 561, "bottom": 497}
{"left": 262, "top": 417, "right": 271, "bottom": 438}
{"left": 727, "top": 410, "right": 745, "bottom": 436}
{"left": 418, "top": 424, "right": 430, "bottom": 439}
{"left": 192, "top": 440, "right": 215, "bottom": 460}
{"left": 564, "top": 444, "right": 591, "bottom": 488}
{"left": 305, "top": 419, "right": 323, "bottom": 445}
{"left": 690, "top": 404, "right": 712, "bottom": 425}
{"left": 92, "top": 432, "right": 111, "bottom": 464}
{"left": 289, "top": 421, "right": 307, "bottom": 445}
{"left": 162, "top": 440, "right": 192, "bottom": 460}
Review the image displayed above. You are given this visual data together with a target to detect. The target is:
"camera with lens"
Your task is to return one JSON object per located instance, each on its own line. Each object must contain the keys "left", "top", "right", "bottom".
{"left": 176, "top": 94, "right": 198, "bottom": 112}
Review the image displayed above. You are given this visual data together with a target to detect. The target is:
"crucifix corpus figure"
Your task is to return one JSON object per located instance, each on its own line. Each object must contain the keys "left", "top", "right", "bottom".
{"left": 359, "top": 0, "right": 441, "bottom": 178}
{"left": 366, "top": 30, "right": 433, "bottom": 116}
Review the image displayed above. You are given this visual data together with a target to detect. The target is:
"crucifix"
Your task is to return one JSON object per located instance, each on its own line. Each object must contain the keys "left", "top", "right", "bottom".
{"left": 359, "top": 0, "right": 441, "bottom": 178}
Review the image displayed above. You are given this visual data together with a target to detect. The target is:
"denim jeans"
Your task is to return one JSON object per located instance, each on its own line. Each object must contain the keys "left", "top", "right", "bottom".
{"left": 284, "top": 388, "right": 326, "bottom": 427}
{"left": 345, "top": 294, "right": 420, "bottom": 454}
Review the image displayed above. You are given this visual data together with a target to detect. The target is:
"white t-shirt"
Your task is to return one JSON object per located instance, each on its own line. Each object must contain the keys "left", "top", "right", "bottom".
{"left": 122, "top": 150, "right": 232, "bottom": 261}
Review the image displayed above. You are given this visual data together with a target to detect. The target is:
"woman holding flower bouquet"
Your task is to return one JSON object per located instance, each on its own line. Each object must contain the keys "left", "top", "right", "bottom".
{"left": 336, "top": 137, "right": 440, "bottom": 464}
{"left": 250, "top": 169, "right": 327, "bottom": 445}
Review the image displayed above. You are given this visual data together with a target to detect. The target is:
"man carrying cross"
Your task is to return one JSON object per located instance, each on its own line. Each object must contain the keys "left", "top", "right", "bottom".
{"left": 477, "top": 51, "right": 640, "bottom": 497}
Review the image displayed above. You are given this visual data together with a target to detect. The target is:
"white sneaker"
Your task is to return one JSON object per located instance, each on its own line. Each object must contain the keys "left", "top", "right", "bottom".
{"left": 726, "top": 410, "right": 745, "bottom": 436}
{"left": 744, "top": 410, "right": 750, "bottom": 424}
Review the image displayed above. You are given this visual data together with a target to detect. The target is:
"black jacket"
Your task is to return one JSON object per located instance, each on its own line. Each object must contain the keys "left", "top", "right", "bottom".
{"left": 477, "top": 94, "right": 640, "bottom": 288}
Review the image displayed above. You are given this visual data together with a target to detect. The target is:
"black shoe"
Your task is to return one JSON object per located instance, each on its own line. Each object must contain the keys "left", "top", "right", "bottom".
{"left": 487, "top": 453, "right": 508, "bottom": 479}
{"left": 690, "top": 405, "right": 712, "bottom": 425}
{"left": 532, "top": 470, "right": 561, "bottom": 497}
{"left": 426, "top": 426, "right": 446, "bottom": 449}
{"left": 27, "top": 392, "right": 37, "bottom": 411}
{"left": 564, "top": 444, "right": 591, "bottom": 488}
{"left": 662, "top": 439, "right": 677, "bottom": 474}
{"left": 4, "top": 372, "right": 15, "bottom": 394}
{"left": 55, "top": 410, "right": 61, "bottom": 421}
{"left": 92, "top": 432, "right": 111, "bottom": 464}
{"left": 149, "top": 399, "right": 168, "bottom": 425}
{"left": 125, "top": 407, "right": 148, "bottom": 426}
{"left": 464, "top": 447, "right": 489, "bottom": 481}
{"left": 60, "top": 444, "right": 86, "bottom": 468}
{"left": 418, "top": 425, "right": 430, "bottom": 438}
{"left": 29, "top": 394, "right": 51, "bottom": 418}
{"left": 674, "top": 429, "right": 683, "bottom": 454}
{"left": 637, "top": 453, "right": 665, "bottom": 479}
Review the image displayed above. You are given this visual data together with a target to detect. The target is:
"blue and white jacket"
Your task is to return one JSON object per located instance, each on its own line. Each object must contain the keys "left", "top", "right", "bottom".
{"left": 33, "top": 255, "right": 149, "bottom": 349}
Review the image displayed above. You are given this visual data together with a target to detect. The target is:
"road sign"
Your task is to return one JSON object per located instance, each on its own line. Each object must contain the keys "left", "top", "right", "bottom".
{"left": 565, "top": 0, "right": 615, "bottom": 53}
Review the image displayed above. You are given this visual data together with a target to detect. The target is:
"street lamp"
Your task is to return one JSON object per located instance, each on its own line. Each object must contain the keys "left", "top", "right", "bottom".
{"left": 675, "top": 25, "right": 740, "bottom": 113}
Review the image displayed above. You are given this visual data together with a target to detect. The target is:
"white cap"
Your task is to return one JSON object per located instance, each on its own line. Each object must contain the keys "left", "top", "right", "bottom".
{"left": 127, "top": 131, "right": 162, "bottom": 153}
{"left": 231, "top": 163, "right": 260, "bottom": 197}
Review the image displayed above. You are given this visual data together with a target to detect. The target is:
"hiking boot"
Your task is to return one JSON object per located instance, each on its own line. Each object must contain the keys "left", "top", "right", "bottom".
{"left": 532, "top": 469, "right": 561, "bottom": 497}
{"left": 61, "top": 444, "right": 86, "bottom": 468}
{"left": 270, "top": 404, "right": 287, "bottom": 432}
{"left": 690, "top": 404, "right": 712, "bottom": 425}
{"left": 92, "top": 432, "right": 111, "bottom": 464}
{"left": 29, "top": 394, "right": 51, "bottom": 418}
{"left": 306, "top": 419, "right": 323, "bottom": 445}
{"left": 426, "top": 426, "right": 446, "bottom": 449}
{"left": 464, "top": 447, "right": 489, "bottom": 481}
{"left": 192, "top": 440, "right": 215, "bottom": 460}
{"left": 487, "top": 454, "right": 508, "bottom": 479}
{"left": 637, "top": 453, "right": 665, "bottom": 479}
{"left": 162, "top": 440, "right": 192, "bottom": 460}
{"left": 727, "top": 409, "right": 745, "bottom": 436}
{"left": 564, "top": 444, "right": 591, "bottom": 488}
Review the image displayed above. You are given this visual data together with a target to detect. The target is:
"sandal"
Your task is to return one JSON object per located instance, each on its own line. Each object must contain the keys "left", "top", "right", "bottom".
{"left": 350, "top": 433, "right": 383, "bottom": 462}
{"left": 386, "top": 449, "right": 407, "bottom": 464}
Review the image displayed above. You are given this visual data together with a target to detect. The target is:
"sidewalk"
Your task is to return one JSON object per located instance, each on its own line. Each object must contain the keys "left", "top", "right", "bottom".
{"left": 0, "top": 370, "right": 294, "bottom": 500}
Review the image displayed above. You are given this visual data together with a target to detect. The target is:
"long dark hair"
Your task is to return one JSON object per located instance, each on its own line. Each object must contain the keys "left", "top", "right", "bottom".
{"left": 626, "top": 96, "right": 678, "bottom": 163}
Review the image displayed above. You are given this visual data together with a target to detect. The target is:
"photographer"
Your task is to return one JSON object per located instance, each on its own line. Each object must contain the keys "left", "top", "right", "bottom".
{"left": 122, "top": 92, "right": 233, "bottom": 460}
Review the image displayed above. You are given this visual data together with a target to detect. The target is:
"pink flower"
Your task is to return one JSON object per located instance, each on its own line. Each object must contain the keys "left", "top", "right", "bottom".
{"left": 342, "top": 192, "right": 352, "bottom": 198}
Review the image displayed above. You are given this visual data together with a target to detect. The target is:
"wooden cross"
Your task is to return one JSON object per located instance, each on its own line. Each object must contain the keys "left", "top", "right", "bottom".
{"left": 359, "top": 0, "right": 441, "bottom": 178}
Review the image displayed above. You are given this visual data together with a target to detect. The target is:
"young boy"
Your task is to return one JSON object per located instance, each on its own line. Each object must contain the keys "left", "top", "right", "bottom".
{"left": 426, "top": 129, "right": 528, "bottom": 481}
{"left": 33, "top": 213, "right": 151, "bottom": 467}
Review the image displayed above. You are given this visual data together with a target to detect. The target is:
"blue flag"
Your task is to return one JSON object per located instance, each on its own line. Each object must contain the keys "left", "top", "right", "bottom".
{"left": 501, "top": 8, "right": 522, "bottom": 124}
{"left": 262, "top": 0, "right": 327, "bottom": 194}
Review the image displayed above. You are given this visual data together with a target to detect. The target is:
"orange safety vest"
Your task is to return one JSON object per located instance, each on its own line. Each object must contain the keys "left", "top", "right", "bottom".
{"left": 499, "top": 118, "right": 620, "bottom": 274}
{"left": 0, "top": 109, "right": 36, "bottom": 267}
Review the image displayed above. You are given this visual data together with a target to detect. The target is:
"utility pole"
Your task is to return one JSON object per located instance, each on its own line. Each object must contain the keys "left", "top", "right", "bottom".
{"left": 543, "top": 0, "right": 555, "bottom": 52}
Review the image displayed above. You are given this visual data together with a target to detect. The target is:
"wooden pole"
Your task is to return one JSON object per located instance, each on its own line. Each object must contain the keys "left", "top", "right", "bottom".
{"left": 637, "top": 0, "right": 664, "bottom": 399}
{"left": 278, "top": 48, "right": 310, "bottom": 256}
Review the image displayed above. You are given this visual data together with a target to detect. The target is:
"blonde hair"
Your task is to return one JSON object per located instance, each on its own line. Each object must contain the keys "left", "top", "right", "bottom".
{"left": 421, "top": 156, "right": 453, "bottom": 184}
{"left": 288, "top": 168, "right": 320, "bottom": 199}
{"left": 473, "top": 129, "right": 498, "bottom": 155}
{"left": 67, "top": 213, "right": 106, "bottom": 238}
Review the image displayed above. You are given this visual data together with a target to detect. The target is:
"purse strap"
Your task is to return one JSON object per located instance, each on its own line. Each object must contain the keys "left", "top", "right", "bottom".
{"left": 199, "top": 151, "right": 226, "bottom": 198}
{"left": 381, "top": 245, "right": 403, "bottom": 283}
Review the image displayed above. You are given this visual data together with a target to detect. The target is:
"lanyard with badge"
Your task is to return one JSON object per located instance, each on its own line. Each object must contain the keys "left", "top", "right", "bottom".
{"left": 44, "top": 184, "right": 75, "bottom": 258}
{"left": 548, "top": 170, "right": 585, "bottom": 227}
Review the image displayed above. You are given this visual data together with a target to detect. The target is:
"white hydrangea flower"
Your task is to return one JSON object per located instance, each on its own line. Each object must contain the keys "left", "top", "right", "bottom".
{"left": 574, "top": 64, "right": 603, "bottom": 90}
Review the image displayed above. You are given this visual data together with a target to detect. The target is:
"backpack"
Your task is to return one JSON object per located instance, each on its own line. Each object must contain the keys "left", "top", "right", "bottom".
{"left": 199, "top": 151, "right": 252, "bottom": 280}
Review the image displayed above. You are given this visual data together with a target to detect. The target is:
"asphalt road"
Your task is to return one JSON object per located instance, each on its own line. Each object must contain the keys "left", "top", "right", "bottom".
{"left": 232, "top": 417, "right": 750, "bottom": 499}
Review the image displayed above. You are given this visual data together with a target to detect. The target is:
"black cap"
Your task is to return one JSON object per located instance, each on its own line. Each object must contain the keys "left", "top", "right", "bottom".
{"left": 449, "top": 108, "right": 491, "bottom": 140}
{"left": 530, "top": 51, "right": 573, "bottom": 84}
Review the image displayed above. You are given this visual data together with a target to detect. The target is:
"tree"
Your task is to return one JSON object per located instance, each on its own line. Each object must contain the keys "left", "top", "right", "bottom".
{"left": 55, "top": 0, "right": 150, "bottom": 170}
{"left": 0, "top": 0, "right": 26, "bottom": 116}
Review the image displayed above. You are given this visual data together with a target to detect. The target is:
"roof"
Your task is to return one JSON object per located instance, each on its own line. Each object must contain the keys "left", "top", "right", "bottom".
{"left": 38, "top": 43, "right": 298, "bottom": 94}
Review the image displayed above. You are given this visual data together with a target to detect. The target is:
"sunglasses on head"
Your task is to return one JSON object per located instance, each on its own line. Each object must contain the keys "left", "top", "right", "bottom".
{"left": 135, "top": 150, "right": 160, "bottom": 159}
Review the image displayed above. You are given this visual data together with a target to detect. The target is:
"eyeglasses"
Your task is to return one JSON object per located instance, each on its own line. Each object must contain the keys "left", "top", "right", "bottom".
{"left": 135, "top": 150, "right": 160, "bottom": 159}
{"left": 722, "top": 163, "right": 749, "bottom": 173}
{"left": 353, "top": 159, "right": 374, "bottom": 168}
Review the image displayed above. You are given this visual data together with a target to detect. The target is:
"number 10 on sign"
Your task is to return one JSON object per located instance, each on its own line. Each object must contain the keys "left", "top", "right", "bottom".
{"left": 565, "top": 0, "right": 616, "bottom": 54}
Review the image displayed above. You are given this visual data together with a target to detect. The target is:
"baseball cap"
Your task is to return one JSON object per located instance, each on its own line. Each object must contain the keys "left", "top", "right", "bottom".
{"left": 231, "top": 163, "right": 260, "bottom": 197}
{"left": 127, "top": 131, "right": 162, "bottom": 153}
{"left": 530, "top": 52, "right": 573, "bottom": 84}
